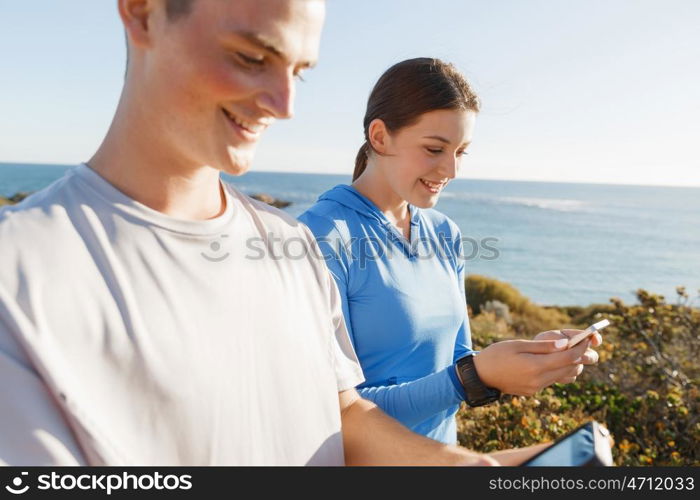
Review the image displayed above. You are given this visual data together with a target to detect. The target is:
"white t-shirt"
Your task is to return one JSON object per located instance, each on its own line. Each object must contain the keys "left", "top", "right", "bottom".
{"left": 0, "top": 164, "right": 364, "bottom": 465}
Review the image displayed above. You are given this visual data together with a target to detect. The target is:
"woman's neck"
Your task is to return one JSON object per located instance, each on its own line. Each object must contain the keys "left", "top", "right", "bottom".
{"left": 352, "top": 163, "right": 411, "bottom": 230}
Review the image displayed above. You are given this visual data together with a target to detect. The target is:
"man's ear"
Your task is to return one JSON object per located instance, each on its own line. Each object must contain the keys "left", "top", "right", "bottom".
{"left": 368, "top": 118, "right": 390, "bottom": 155}
{"left": 118, "top": 0, "right": 156, "bottom": 49}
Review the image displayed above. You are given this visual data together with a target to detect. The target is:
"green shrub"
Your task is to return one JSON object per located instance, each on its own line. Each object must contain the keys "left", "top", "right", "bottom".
{"left": 460, "top": 279, "right": 700, "bottom": 466}
{"left": 466, "top": 274, "right": 570, "bottom": 336}
{"left": 466, "top": 275, "right": 530, "bottom": 315}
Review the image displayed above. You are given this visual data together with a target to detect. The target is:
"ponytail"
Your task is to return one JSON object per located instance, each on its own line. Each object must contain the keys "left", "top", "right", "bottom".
{"left": 352, "top": 141, "right": 370, "bottom": 182}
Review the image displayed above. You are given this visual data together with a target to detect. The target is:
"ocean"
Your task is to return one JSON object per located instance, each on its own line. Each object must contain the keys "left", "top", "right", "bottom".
{"left": 2, "top": 162, "right": 699, "bottom": 307}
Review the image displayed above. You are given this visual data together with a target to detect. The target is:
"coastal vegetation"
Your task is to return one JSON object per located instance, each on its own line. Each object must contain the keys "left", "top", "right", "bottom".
{"left": 460, "top": 275, "right": 700, "bottom": 466}
{"left": 0, "top": 192, "right": 30, "bottom": 206}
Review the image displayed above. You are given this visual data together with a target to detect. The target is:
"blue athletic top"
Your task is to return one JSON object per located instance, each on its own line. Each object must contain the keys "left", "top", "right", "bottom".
{"left": 298, "top": 184, "right": 473, "bottom": 444}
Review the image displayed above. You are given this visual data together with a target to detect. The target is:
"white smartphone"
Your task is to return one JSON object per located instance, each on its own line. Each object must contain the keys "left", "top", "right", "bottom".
{"left": 567, "top": 319, "right": 610, "bottom": 348}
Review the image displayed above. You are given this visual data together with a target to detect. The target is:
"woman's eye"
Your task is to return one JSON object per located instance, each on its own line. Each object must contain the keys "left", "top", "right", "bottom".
{"left": 426, "top": 147, "right": 443, "bottom": 154}
{"left": 458, "top": 150, "right": 469, "bottom": 157}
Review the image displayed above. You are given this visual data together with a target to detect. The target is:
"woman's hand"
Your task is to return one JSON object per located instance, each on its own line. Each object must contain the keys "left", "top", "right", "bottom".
{"left": 472, "top": 337, "right": 590, "bottom": 396}
{"left": 534, "top": 328, "right": 602, "bottom": 366}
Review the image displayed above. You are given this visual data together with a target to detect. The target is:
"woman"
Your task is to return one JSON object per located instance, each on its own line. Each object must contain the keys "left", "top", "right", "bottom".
{"left": 298, "top": 58, "right": 601, "bottom": 444}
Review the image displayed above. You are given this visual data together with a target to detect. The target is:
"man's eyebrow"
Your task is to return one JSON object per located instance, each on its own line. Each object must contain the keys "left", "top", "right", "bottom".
{"left": 235, "top": 31, "right": 317, "bottom": 68}
{"left": 423, "top": 135, "right": 451, "bottom": 144}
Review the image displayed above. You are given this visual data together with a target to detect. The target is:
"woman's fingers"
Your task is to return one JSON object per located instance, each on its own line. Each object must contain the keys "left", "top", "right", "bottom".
{"left": 551, "top": 363, "right": 585, "bottom": 385}
{"left": 533, "top": 330, "right": 567, "bottom": 341}
{"left": 526, "top": 339, "right": 589, "bottom": 371}
{"left": 582, "top": 347, "right": 599, "bottom": 365}
{"left": 478, "top": 335, "right": 600, "bottom": 395}
{"left": 515, "top": 338, "right": 569, "bottom": 354}
{"left": 560, "top": 328, "right": 604, "bottom": 348}
{"left": 590, "top": 332, "right": 603, "bottom": 347}
{"left": 543, "top": 363, "right": 583, "bottom": 387}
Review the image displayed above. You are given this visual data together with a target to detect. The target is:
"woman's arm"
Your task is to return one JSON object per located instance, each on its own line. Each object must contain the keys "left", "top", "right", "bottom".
{"left": 357, "top": 366, "right": 465, "bottom": 427}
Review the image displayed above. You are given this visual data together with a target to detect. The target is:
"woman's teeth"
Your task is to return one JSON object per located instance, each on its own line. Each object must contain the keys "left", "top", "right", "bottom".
{"left": 420, "top": 178, "right": 445, "bottom": 193}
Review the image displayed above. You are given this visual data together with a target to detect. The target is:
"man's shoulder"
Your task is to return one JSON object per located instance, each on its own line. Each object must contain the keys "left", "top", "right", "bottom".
{"left": 223, "top": 182, "right": 311, "bottom": 238}
{"left": 0, "top": 170, "right": 86, "bottom": 277}
{"left": 1, "top": 172, "right": 78, "bottom": 237}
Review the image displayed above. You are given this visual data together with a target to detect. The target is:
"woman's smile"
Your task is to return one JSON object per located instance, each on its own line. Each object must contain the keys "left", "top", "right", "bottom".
{"left": 419, "top": 178, "right": 447, "bottom": 194}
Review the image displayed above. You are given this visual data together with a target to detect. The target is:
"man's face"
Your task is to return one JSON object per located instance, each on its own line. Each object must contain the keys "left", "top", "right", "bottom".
{"left": 140, "top": 0, "right": 325, "bottom": 175}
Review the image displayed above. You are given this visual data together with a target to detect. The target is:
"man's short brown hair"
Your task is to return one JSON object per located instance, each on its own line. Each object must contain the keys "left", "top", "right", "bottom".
{"left": 165, "top": 0, "right": 195, "bottom": 22}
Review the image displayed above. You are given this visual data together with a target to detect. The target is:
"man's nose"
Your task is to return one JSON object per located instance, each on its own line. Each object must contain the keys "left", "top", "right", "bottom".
{"left": 256, "top": 70, "right": 295, "bottom": 120}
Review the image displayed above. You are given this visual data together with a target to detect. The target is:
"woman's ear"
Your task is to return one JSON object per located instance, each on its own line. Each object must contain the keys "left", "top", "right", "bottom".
{"left": 368, "top": 118, "right": 390, "bottom": 154}
{"left": 118, "top": 0, "right": 156, "bottom": 50}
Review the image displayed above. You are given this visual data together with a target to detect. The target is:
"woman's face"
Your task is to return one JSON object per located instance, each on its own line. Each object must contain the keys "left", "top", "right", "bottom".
{"left": 378, "top": 109, "right": 476, "bottom": 209}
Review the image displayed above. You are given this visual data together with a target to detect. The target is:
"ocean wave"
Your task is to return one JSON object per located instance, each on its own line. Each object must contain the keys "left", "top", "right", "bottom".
{"left": 231, "top": 177, "right": 591, "bottom": 213}
{"left": 499, "top": 196, "right": 588, "bottom": 212}
{"left": 441, "top": 191, "right": 589, "bottom": 212}
{"left": 237, "top": 186, "right": 589, "bottom": 213}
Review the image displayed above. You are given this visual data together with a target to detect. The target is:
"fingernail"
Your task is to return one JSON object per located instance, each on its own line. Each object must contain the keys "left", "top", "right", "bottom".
{"left": 573, "top": 357, "right": 583, "bottom": 364}
{"left": 555, "top": 339, "right": 568, "bottom": 349}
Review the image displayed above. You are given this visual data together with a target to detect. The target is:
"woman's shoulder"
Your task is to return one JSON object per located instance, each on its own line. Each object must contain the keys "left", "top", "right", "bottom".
{"left": 417, "top": 207, "right": 462, "bottom": 238}
{"left": 298, "top": 203, "right": 356, "bottom": 247}
{"left": 300, "top": 199, "right": 347, "bottom": 223}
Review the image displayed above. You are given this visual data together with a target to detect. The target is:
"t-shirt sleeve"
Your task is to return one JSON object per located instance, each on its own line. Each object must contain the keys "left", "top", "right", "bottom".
{"left": 0, "top": 287, "right": 86, "bottom": 465}
{"left": 326, "top": 268, "right": 365, "bottom": 391}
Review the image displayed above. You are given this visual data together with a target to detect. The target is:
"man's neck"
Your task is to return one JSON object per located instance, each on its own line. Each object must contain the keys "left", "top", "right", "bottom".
{"left": 86, "top": 94, "right": 227, "bottom": 221}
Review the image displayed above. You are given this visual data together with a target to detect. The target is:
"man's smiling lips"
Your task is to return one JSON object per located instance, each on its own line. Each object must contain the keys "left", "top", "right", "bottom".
{"left": 221, "top": 108, "right": 271, "bottom": 142}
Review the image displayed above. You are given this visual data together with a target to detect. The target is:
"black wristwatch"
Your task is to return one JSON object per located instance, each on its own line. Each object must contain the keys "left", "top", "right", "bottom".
{"left": 455, "top": 354, "right": 501, "bottom": 407}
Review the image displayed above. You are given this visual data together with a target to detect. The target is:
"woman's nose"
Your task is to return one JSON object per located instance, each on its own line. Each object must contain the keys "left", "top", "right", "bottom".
{"left": 439, "top": 156, "right": 459, "bottom": 179}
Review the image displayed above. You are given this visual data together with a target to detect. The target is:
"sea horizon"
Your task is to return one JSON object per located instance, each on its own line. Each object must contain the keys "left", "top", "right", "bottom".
{"left": 2, "top": 161, "right": 699, "bottom": 191}
{"left": 2, "top": 161, "right": 699, "bottom": 308}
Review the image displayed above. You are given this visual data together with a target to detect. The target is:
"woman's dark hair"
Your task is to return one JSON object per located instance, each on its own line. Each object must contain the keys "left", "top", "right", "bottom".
{"left": 353, "top": 58, "right": 481, "bottom": 182}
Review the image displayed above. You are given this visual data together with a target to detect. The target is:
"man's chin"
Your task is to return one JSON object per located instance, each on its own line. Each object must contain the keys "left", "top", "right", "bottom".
{"left": 221, "top": 149, "right": 255, "bottom": 176}
{"left": 222, "top": 163, "right": 251, "bottom": 177}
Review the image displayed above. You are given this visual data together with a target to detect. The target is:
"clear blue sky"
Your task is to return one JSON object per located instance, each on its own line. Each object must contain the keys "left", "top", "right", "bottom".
{"left": 1, "top": 0, "right": 699, "bottom": 186}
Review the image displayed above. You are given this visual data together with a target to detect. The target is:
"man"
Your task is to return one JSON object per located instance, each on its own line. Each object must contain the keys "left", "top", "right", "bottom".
{"left": 0, "top": 0, "right": 577, "bottom": 465}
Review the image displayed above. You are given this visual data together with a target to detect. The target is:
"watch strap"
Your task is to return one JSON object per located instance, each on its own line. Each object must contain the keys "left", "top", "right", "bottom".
{"left": 455, "top": 354, "right": 501, "bottom": 407}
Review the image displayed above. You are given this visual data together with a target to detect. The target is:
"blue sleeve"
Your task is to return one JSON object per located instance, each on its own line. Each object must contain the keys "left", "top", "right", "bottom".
{"left": 299, "top": 211, "right": 467, "bottom": 426}
{"left": 357, "top": 367, "right": 465, "bottom": 426}
{"left": 298, "top": 212, "right": 356, "bottom": 341}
